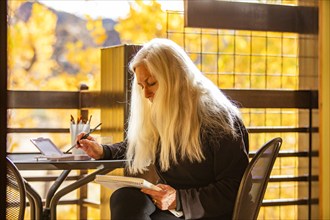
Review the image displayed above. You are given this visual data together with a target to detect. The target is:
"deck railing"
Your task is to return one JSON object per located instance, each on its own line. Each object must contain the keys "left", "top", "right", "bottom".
{"left": 7, "top": 88, "right": 319, "bottom": 219}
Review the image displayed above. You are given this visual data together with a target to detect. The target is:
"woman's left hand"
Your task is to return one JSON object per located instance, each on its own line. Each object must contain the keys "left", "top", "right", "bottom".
{"left": 141, "top": 184, "right": 176, "bottom": 210}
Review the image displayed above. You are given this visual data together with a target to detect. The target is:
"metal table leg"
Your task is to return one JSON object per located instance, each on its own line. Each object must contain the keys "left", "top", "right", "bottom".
{"left": 43, "top": 170, "right": 71, "bottom": 220}
{"left": 50, "top": 168, "right": 114, "bottom": 220}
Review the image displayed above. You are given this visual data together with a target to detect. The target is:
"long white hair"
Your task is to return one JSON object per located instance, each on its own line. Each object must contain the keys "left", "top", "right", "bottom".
{"left": 126, "top": 38, "right": 240, "bottom": 174}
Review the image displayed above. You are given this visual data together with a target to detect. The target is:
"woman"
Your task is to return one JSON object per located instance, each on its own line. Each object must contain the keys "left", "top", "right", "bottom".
{"left": 77, "top": 38, "right": 249, "bottom": 220}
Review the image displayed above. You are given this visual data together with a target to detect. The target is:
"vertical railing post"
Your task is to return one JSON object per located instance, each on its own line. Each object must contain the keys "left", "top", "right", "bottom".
{"left": 77, "top": 84, "right": 89, "bottom": 220}
{"left": 308, "top": 91, "right": 313, "bottom": 220}
{"left": 79, "top": 83, "right": 89, "bottom": 122}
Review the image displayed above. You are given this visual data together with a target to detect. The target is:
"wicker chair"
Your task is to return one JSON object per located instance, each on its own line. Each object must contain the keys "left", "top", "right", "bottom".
{"left": 6, "top": 156, "right": 43, "bottom": 220}
{"left": 6, "top": 156, "right": 27, "bottom": 220}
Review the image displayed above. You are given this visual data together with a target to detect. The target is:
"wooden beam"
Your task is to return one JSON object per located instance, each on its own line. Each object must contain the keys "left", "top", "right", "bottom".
{"left": 7, "top": 90, "right": 318, "bottom": 109}
{"left": 184, "top": 0, "right": 318, "bottom": 34}
{"left": 223, "top": 89, "right": 318, "bottom": 109}
{"left": 8, "top": 91, "right": 80, "bottom": 109}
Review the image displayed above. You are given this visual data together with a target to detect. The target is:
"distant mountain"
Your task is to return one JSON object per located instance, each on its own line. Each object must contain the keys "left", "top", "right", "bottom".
{"left": 16, "top": 2, "right": 121, "bottom": 74}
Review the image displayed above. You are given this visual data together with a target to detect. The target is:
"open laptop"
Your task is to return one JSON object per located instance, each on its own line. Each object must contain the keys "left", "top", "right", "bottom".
{"left": 30, "top": 137, "right": 90, "bottom": 161}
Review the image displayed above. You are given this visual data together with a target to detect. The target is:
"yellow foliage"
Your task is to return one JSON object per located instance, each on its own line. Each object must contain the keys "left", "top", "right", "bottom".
{"left": 86, "top": 15, "right": 107, "bottom": 45}
{"left": 8, "top": 2, "right": 57, "bottom": 90}
{"left": 64, "top": 41, "right": 101, "bottom": 90}
{"left": 8, "top": 2, "right": 104, "bottom": 91}
{"left": 115, "top": 0, "right": 167, "bottom": 44}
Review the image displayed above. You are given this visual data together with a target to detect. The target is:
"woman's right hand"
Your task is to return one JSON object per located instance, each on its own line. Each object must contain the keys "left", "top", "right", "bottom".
{"left": 76, "top": 132, "right": 104, "bottom": 159}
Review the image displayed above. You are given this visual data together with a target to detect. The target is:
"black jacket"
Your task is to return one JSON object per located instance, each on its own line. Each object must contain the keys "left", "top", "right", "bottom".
{"left": 102, "top": 119, "right": 249, "bottom": 220}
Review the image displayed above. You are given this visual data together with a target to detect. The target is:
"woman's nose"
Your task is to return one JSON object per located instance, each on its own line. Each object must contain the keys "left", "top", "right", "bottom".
{"left": 144, "top": 88, "right": 152, "bottom": 99}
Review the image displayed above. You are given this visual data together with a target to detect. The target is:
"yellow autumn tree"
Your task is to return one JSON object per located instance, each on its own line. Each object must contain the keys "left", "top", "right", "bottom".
{"left": 7, "top": 2, "right": 107, "bottom": 152}
{"left": 115, "top": 0, "right": 167, "bottom": 44}
{"left": 86, "top": 15, "right": 107, "bottom": 45}
{"left": 63, "top": 15, "right": 107, "bottom": 91}
{"left": 8, "top": 2, "right": 57, "bottom": 90}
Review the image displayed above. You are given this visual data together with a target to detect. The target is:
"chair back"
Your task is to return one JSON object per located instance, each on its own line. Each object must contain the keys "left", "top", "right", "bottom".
{"left": 232, "top": 137, "right": 282, "bottom": 220}
{"left": 6, "top": 156, "right": 26, "bottom": 220}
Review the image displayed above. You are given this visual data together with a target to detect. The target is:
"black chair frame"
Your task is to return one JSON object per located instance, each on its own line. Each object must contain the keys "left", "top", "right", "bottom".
{"left": 232, "top": 137, "right": 282, "bottom": 220}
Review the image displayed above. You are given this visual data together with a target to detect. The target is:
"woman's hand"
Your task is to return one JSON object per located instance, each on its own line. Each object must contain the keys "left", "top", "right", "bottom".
{"left": 141, "top": 184, "right": 176, "bottom": 210}
{"left": 76, "top": 132, "right": 104, "bottom": 159}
